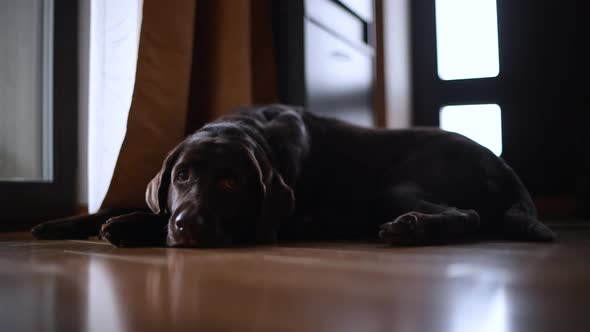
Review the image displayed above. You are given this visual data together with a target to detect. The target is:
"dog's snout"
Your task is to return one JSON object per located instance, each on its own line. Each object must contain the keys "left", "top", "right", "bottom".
{"left": 169, "top": 208, "right": 225, "bottom": 247}
{"left": 174, "top": 210, "right": 205, "bottom": 232}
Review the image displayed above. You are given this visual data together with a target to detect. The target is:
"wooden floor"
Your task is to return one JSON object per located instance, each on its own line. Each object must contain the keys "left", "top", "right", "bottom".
{"left": 1, "top": 224, "right": 589, "bottom": 332}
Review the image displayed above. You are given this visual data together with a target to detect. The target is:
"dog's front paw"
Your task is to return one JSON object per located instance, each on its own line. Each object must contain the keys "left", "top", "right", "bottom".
{"left": 100, "top": 219, "right": 128, "bottom": 247}
{"left": 100, "top": 213, "right": 168, "bottom": 247}
{"left": 379, "top": 212, "right": 427, "bottom": 246}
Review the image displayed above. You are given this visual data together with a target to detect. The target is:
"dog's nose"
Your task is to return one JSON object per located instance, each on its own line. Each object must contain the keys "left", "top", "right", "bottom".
{"left": 174, "top": 210, "right": 205, "bottom": 232}
{"left": 175, "top": 217, "right": 184, "bottom": 231}
{"left": 174, "top": 211, "right": 186, "bottom": 231}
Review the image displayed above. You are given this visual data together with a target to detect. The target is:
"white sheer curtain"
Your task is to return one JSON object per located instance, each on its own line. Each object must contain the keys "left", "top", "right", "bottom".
{"left": 87, "top": 0, "right": 142, "bottom": 212}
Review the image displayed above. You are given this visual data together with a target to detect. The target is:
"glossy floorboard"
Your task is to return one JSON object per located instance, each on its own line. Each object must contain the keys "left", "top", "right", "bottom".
{"left": 1, "top": 225, "right": 589, "bottom": 332}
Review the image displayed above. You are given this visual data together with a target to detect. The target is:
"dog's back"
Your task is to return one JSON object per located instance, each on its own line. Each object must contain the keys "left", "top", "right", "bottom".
{"left": 251, "top": 105, "right": 556, "bottom": 241}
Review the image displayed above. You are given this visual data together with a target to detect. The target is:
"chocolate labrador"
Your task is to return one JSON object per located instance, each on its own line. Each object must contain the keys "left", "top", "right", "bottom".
{"left": 32, "top": 104, "right": 556, "bottom": 247}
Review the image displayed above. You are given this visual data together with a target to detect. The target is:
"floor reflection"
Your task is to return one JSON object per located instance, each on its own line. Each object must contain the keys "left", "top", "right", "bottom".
{"left": 86, "top": 258, "right": 124, "bottom": 332}
{"left": 447, "top": 263, "right": 510, "bottom": 332}
{"left": 1, "top": 236, "right": 588, "bottom": 332}
{"left": 480, "top": 287, "right": 508, "bottom": 332}
{"left": 0, "top": 246, "right": 89, "bottom": 332}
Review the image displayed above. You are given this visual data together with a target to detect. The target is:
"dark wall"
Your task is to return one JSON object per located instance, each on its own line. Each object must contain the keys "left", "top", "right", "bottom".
{"left": 497, "top": 0, "right": 586, "bottom": 196}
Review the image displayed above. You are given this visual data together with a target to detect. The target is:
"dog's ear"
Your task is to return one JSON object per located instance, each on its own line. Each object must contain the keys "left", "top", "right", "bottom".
{"left": 243, "top": 144, "right": 294, "bottom": 243}
{"left": 258, "top": 168, "right": 295, "bottom": 243}
{"left": 146, "top": 144, "right": 182, "bottom": 214}
{"left": 260, "top": 105, "right": 309, "bottom": 185}
{"left": 263, "top": 169, "right": 295, "bottom": 220}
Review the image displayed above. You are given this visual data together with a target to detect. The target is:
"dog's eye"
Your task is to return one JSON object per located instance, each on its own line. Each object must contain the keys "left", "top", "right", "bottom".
{"left": 219, "top": 177, "right": 238, "bottom": 191}
{"left": 175, "top": 170, "right": 190, "bottom": 183}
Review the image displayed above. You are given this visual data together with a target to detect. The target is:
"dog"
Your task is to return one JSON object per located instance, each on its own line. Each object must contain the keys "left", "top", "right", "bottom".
{"left": 32, "top": 104, "right": 556, "bottom": 247}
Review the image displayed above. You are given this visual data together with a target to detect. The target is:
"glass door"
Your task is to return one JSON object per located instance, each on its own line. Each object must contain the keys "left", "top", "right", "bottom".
{"left": 1, "top": 0, "right": 53, "bottom": 182}
{"left": 0, "top": 0, "right": 78, "bottom": 230}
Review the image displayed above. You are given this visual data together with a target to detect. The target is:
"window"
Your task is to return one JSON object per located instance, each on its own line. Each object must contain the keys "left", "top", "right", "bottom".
{"left": 440, "top": 104, "right": 502, "bottom": 155}
{"left": 435, "top": 0, "right": 500, "bottom": 80}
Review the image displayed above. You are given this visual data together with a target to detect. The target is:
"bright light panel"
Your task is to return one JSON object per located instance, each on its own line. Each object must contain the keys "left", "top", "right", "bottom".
{"left": 435, "top": 0, "right": 500, "bottom": 80}
{"left": 440, "top": 104, "right": 503, "bottom": 156}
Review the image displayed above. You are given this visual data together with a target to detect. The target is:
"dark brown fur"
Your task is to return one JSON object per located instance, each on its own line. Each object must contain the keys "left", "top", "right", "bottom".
{"left": 32, "top": 105, "right": 556, "bottom": 247}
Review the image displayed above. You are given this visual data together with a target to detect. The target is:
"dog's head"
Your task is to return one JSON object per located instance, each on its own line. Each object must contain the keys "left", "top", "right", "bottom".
{"left": 145, "top": 125, "right": 294, "bottom": 247}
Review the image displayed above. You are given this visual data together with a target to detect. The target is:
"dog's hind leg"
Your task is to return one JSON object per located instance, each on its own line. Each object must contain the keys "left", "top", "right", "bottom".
{"left": 500, "top": 165, "right": 557, "bottom": 242}
{"left": 379, "top": 205, "right": 481, "bottom": 246}
{"left": 502, "top": 208, "right": 556, "bottom": 242}
{"left": 378, "top": 186, "right": 481, "bottom": 246}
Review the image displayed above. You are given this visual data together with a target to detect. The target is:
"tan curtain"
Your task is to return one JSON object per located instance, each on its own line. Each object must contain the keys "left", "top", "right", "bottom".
{"left": 101, "top": 0, "right": 277, "bottom": 210}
